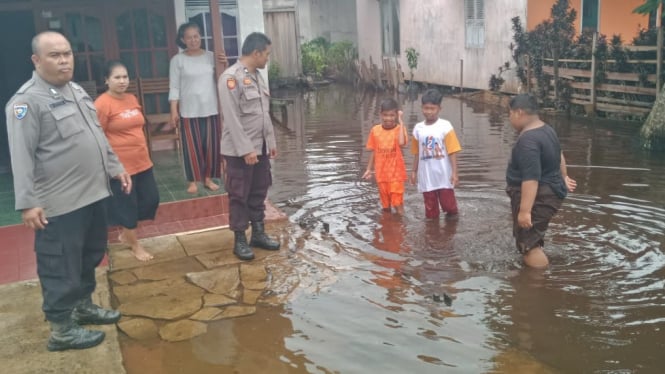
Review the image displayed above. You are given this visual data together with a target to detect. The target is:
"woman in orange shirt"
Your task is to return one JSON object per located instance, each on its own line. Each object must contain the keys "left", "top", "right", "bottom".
{"left": 95, "top": 60, "right": 160, "bottom": 261}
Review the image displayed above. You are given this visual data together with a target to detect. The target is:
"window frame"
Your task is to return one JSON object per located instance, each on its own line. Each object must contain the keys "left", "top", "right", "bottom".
{"left": 185, "top": 0, "right": 240, "bottom": 65}
{"left": 465, "top": 0, "right": 485, "bottom": 49}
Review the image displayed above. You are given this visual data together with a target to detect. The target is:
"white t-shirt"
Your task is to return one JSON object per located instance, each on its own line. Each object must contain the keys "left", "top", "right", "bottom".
{"left": 411, "top": 118, "right": 462, "bottom": 192}
{"left": 168, "top": 51, "right": 219, "bottom": 118}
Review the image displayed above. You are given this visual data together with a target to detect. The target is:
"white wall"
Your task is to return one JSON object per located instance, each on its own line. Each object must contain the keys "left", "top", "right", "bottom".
{"left": 356, "top": 0, "right": 382, "bottom": 64}
{"left": 297, "top": 0, "right": 357, "bottom": 44}
{"left": 357, "top": 0, "right": 527, "bottom": 92}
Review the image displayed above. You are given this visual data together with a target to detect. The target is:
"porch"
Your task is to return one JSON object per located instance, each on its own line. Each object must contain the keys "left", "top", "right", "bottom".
{"left": 0, "top": 148, "right": 231, "bottom": 285}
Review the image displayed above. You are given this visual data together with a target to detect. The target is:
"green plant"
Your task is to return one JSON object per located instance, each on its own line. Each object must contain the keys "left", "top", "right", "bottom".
{"left": 268, "top": 60, "right": 281, "bottom": 81}
{"left": 301, "top": 38, "right": 329, "bottom": 78}
{"left": 405, "top": 47, "right": 419, "bottom": 82}
{"left": 489, "top": 61, "right": 510, "bottom": 91}
{"left": 327, "top": 41, "right": 357, "bottom": 79}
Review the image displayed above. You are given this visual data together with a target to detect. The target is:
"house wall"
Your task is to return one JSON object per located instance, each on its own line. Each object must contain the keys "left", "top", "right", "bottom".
{"left": 397, "top": 0, "right": 527, "bottom": 92}
{"left": 356, "top": 0, "right": 382, "bottom": 66}
{"left": 527, "top": 0, "right": 648, "bottom": 43}
{"left": 297, "top": 0, "right": 357, "bottom": 44}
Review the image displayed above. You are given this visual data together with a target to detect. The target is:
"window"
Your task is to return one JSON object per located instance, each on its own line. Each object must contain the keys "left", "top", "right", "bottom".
{"left": 465, "top": 0, "right": 484, "bottom": 48}
{"left": 581, "top": 0, "right": 599, "bottom": 31}
{"left": 380, "top": 0, "right": 400, "bottom": 56}
{"left": 185, "top": 0, "right": 240, "bottom": 65}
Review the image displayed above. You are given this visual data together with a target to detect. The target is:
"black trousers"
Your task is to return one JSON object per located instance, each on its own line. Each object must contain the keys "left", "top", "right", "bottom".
{"left": 107, "top": 167, "right": 160, "bottom": 229}
{"left": 223, "top": 154, "right": 272, "bottom": 232}
{"left": 35, "top": 200, "right": 107, "bottom": 322}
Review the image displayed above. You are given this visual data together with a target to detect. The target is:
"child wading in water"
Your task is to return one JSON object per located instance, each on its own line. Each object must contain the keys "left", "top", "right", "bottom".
{"left": 411, "top": 89, "right": 462, "bottom": 219}
{"left": 363, "top": 98, "right": 408, "bottom": 214}
{"left": 506, "top": 94, "right": 577, "bottom": 268}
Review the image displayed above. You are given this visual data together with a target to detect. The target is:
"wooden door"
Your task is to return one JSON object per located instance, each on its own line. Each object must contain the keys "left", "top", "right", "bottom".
{"left": 107, "top": 2, "right": 177, "bottom": 114}
{"left": 264, "top": 11, "right": 301, "bottom": 78}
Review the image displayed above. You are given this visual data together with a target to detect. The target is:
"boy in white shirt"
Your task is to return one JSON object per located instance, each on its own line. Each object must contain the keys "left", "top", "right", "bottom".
{"left": 410, "top": 89, "right": 462, "bottom": 219}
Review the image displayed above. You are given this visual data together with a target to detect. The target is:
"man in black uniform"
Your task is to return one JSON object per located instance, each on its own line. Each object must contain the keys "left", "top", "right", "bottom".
{"left": 5, "top": 31, "right": 132, "bottom": 351}
{"left": 217, "top": 32, "right": 280, "bottom": 260}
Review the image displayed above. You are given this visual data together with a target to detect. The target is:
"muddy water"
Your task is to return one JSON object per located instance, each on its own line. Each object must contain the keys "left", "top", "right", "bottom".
{"left": 121, "top": 86, "right": 665, "bottom": 373}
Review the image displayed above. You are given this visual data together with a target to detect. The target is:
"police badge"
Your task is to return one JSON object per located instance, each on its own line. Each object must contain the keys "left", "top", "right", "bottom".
{"left": 14, "top": 104, "right": 28, "bottom": 120}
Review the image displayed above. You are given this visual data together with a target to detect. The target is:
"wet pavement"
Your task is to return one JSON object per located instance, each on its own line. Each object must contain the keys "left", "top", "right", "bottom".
{"left": 117, "top": 85, "right": 665, "bottom": 373}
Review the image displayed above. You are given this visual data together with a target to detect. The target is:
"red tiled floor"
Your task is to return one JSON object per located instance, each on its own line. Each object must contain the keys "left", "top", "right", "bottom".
{"left": 0, "top": 195, "right": 290, "bottom": 286}
{"left": 0, "top": 253, "right": 20, "bottom": 284}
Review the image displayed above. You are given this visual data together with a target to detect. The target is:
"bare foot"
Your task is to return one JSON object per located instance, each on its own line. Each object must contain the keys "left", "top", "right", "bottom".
{"left": 118, "top": 232, "right": 129, "bottom": 247}
{"left": 204, "top": 179, "right": 219, "bottom": 191}
{"left": 187, "top": 182, "right": 198, "bottom": 194}
{"left": 131, "top": 244, "right": 154, "bottom": 262}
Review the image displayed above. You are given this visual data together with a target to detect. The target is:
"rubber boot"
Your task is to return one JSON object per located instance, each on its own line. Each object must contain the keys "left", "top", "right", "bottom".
{"left": 72, "top": 298, "right": 121, "bottom": 325}
{"left": 249, "top": 221, "right": 280, "bottom": 250}
{"left": 47, "top": 319, "right": 105, "bottom": 352}
{"left": 234, "top": 230, "right": 255, "bottom": 261}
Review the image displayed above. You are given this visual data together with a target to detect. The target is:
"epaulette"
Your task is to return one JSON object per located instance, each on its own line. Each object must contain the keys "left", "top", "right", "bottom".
{"left": 16, "top": 79, "right": 35, "bottom": 94}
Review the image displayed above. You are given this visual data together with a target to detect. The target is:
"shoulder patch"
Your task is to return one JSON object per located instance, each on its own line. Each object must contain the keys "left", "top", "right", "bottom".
{"left": 227, "top": 78, "right": 237, "bottom": 90}
{"left": 13, "top": 104, "right": 28, "bottom": 120}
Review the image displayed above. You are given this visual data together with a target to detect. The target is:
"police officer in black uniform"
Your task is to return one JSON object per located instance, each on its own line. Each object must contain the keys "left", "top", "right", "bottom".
{"left": 217, "top": 32, "right": 280, "bottom": 260}
{"left": 5, "top": 31, "right": 132, "bottom": 351}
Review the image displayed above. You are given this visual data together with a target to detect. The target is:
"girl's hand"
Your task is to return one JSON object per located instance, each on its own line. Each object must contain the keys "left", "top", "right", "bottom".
{"left": 362, "top": 170, "right": 373, "bottom": 180}
{"left": 410, "top": 171, "right": 417, "bottom": 185}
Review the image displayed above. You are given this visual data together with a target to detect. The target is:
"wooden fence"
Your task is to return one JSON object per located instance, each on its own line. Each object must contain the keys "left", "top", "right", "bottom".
{"left": 538, "top": 39, "right": 661, "bottom": 117}
{"left": 354, "top": 56, "right": 405, "bottom": 91}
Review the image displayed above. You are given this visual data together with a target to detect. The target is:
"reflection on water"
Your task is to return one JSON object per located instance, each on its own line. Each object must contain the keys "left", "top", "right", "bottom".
{"left": 122, "top": 85, "right": 665, "bottom": 373}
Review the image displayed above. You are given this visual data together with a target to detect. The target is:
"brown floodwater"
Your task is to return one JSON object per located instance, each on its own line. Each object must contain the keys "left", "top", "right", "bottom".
{"left": 121, "top": 85, "right": 665, "bottom": 373}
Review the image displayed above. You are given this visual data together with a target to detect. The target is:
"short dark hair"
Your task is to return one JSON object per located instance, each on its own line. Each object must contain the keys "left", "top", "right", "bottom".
{"left": 103, "top": 60, "right": 127, "bottom": 79}
{"left": 421, "top": 89, "right": 443, "bottom": 106}
{"left": 380, "top": 98, "right": 399, "bottom": 112}
{"left": 241, "top": 32, "right": 271, "bottom": 56}
{"left": 32, "top": 31, "right": 69, "bottom": 55}
{"left": 176, "top": 22, "right": 201, "bottom": 49}
{"left": 509, "top": 94, "right": 539, "bottom": 115}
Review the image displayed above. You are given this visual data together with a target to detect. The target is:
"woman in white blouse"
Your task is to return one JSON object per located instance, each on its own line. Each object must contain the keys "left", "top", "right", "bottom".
{"left": 169, "top": 22, "right": 225, "bottom": 194}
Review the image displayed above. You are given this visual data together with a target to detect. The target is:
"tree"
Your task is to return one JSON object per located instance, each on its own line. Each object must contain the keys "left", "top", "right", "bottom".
{"left": 634, "top": 0, "right": 665, "bottom": 150}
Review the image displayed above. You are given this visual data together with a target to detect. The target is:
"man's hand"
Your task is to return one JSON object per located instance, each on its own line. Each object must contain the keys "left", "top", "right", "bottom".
{"left": 114, "top": 172, "right": 132, "bottom": 194}
{"left": 22, "top": 207, "right": 48, "bottom": 230}
{"left": 244, "top": 151, "right": 258, "bottom": 165}
{"left": 564, "top": 175, "right": 577, "bottom": 193}
{"left": 518, "top": 210, "right": 532, "bottom": 229}
{"left": 269, "top": 148, "right": 277, "bottom": 159}
{"left": 362, "top": 170, "right": 373, "bottom": 180}
{"left": 410, "top": 171, "right": 417, "bottom": 185}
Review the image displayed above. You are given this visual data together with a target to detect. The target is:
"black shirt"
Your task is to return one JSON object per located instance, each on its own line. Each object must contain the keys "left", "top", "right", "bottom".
{"left": 506, "top": 124, "right": 567, "bottom": 198}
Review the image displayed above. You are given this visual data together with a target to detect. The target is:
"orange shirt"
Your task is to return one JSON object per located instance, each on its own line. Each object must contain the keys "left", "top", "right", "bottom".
{"left": 366, "top": 124, "right": 407, "bottom": 183}
{"left": 94, "top": 93, "right": 152, "bottom": 175}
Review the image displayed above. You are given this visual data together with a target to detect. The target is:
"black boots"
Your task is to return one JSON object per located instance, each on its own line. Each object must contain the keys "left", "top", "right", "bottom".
{"left": 234, "top": 222, "right": 280, "bottom": 261}
{"left": 250, "top": 221, "right": 280, "bottom": 251}
{"left": 47, "top": 319, "right": 105, "bottom": 352}
{"left": 72, "top": 298, "right": 122, "bottom": 325}
{"left": 234, "top": 230, "right": 255, "bottom": 261}
{"left": 47, "top": 299, "right": 121, "bottom": 351}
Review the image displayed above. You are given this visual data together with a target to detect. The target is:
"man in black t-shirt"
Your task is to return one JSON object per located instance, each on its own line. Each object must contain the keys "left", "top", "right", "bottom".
{"left": 505, "top": 94, "right": 577, "bottom": 268}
